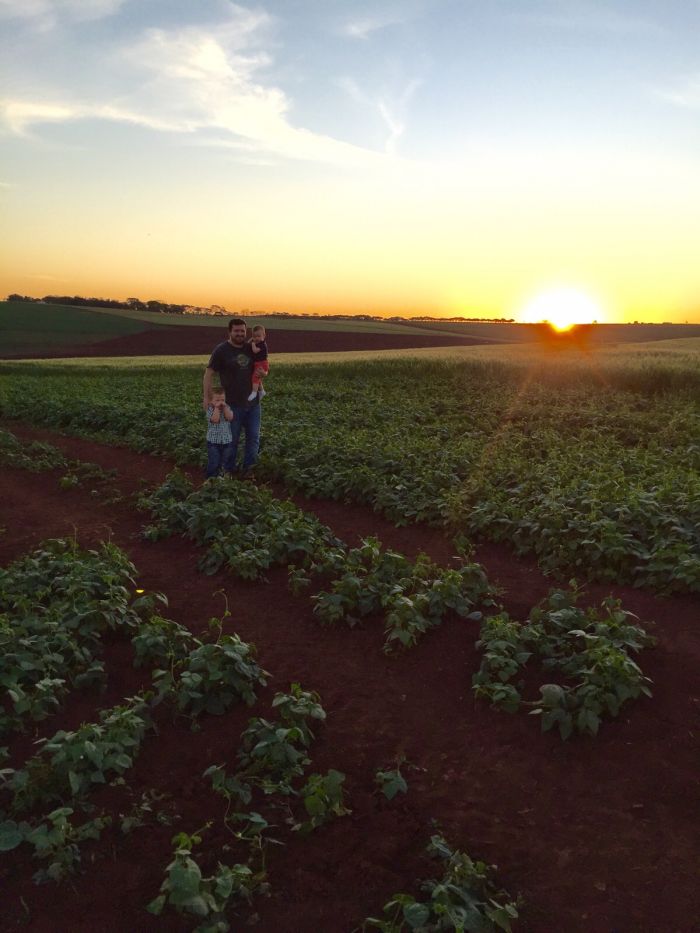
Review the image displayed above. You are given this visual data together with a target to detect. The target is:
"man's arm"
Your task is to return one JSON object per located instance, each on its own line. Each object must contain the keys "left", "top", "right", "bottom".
{"left": 203, "top": 367, "right": 215, "bottom": 410}
{"left": 223, "top": 405, "right": 234, "bottom": 422}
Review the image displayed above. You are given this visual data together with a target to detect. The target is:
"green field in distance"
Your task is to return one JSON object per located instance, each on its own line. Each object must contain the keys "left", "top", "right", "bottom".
{"left": 3, "top": 300, "right": 700, "bottom": 358}
{"left": 1, "top": 343, "right": 697, "bottom": 594}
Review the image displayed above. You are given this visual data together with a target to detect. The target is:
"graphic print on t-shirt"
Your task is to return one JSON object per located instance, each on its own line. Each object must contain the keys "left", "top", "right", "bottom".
{"left": 208, "top": 340, "right": 259, "bottom": 409}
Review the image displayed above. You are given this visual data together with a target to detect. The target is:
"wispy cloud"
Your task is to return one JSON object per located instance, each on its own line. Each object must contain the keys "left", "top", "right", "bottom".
{"left": 379, "top": 79, "right": 421, "bottom": 155}
{"left": 0, "top": 6, "right": 390, "bottom": 168}
{"left": 341, "top": 13, "right": 406, "bottom": 40}
{"left": 505, "top": 1, "right": 665, "bottom": 37}
{"left": 2, "top": 100, "right": 78, "bottom": 134}
{"left": 338, "top": 75, "right": 420, "bottom": 155}
{"left": 339, "top": 0, "right": 433, "bottom": 40}
{"left": 0, "top": 0, "right": 125, "bottom": 30}
{"left": 654, "top": 73, "right": 700, "bottom": 109}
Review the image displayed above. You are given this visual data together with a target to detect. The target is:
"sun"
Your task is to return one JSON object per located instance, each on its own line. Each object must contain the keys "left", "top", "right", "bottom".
{"left": 516, "top": 287, "right": 606, "bottom": 331}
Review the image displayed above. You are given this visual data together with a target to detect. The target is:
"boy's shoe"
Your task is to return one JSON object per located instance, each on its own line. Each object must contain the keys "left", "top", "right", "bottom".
{"left": 247, "top": 390, "right": 258, "bottom": 401}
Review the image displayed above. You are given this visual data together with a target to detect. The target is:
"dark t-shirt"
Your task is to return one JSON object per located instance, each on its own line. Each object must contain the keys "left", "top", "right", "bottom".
{"left": 251, "top": 339, "right": 268, "bottom": 363}
{"left": 208, "top": 341, "right": 260, "bottom": 409}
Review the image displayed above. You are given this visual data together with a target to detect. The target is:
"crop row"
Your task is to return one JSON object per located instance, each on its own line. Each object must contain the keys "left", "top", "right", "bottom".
{"left": 140, "top": 472, "right": 656, "bottom": 740}
{"left": 0, "top": 537, "right": 521, "bottom": 931}
{"left": 0, "top": 427, "right": 123, "bottom": 502}
{"left": 139, "top": 470, "right": 497, "bottom": 653}
{"left": 0, "top": 538, "right": 154, "bottom": 739}
{"left": 0, "top": 539, "right": 287, "bottom": 926}
{"left": 0, "top": 430, "right": 650, "bottom": 738}
{"left": 0, "top": 355, "right": 697, "bottom": 591}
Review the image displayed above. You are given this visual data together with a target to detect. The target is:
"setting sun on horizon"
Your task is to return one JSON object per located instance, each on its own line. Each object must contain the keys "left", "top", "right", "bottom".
{"left": 1, "top": 2, "right": 700, "bottom": 324}
{"left": 515, "top": 287, "right": 607, "bottom": 331}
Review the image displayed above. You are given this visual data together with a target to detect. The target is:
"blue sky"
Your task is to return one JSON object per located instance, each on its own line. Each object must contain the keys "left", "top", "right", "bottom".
{"left": 2, "top": 0, "right": 700, "bottom": 320}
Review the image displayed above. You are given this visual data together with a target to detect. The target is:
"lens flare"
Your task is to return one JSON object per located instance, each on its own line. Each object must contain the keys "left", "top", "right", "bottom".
{"left": 517, "top": 287, "right": 605, "bottom": 331}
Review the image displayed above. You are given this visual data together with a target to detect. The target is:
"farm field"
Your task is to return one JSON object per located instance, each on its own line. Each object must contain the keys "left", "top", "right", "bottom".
{"left": 1, "top": 301, "right": 504, "bottom": 359}
{"left": 1, "top": 345, "right": 698, "bottom": 592}
{"left": 5, "top": 301, "right": 700, "bottom": 360}
{"left": 0, "top": 345, "right": 699, "bottom": 932}
{"left": 413, "top": 319, "right": 700, "bottom": 345}
{"left": 0, "top": 302, "right": 152, "bottom": 355}
{"left": 9, "top": 333, "right": 700, "bottom": 370}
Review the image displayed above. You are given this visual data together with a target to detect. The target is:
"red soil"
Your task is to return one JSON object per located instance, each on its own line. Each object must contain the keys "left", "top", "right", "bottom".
{"left": 3, "top": 326, "right": 503, "bottom": 360}
{"left": 1, "top": 424, "right": 699, "bottom": 933}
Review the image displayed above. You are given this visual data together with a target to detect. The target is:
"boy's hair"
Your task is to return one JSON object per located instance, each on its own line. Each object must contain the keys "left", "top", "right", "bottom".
{"left": 210, "top": 385, "right": 225, "bottom": 398}
{"left": 228, "top": 318, "right": 246, "bottom": 331}
{"left": 252, "top": 324, "right": 266, "bottom": 336}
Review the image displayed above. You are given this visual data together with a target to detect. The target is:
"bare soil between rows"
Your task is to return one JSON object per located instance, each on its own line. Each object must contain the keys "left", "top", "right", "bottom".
{"left": 1, "top": 423, "right": 699, "bottom": 933}
{"left": 1, "top": 326, "right": 503, "bottom": 360}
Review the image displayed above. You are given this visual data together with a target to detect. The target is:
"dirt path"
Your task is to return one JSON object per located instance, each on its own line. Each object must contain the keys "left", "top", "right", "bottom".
{"left": 1, "top": 425, "right": 699, "bottom": 933}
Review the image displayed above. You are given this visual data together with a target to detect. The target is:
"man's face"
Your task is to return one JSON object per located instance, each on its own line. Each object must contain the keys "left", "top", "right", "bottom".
{"left": 229, "top": 324, "right": 247, "bottom": 346}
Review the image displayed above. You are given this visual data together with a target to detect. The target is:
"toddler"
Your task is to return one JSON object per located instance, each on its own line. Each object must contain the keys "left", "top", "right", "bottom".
{"left": 205, "top": 386, "right": 235, "bottom": 478}
{"left": 247, "top": 325, "right": 269, "bottom": 401}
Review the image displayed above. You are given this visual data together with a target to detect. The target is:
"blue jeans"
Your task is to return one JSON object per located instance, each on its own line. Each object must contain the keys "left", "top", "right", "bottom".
{"left": 229, "top": 404, "right": 261, "bottom": 471}
{"left": 206, "top": 442, "right": 235, "bottom": 478}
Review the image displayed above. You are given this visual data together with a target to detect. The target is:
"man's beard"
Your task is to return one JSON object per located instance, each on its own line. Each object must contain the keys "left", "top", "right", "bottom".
{"left": 230, "top": 336, "right": 245, "bottom": 346}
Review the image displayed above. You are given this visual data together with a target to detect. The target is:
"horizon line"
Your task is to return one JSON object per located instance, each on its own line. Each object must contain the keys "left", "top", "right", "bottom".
{"left": 3, "top": 294, "right": 699, "bottom": 326}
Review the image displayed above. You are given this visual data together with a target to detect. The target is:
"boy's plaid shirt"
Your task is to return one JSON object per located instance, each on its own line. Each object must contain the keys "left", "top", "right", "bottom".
{"left": 206, "top": 405, "right": 233, "bottom": 444}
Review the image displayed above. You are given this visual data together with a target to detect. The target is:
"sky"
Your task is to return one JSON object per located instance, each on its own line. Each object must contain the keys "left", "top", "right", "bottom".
{"left": 2, "top": 0, "right": 700, "bottom": 322}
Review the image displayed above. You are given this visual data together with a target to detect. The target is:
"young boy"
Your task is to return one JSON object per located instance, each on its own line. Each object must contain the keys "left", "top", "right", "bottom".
{"left": 247, "top": 325, "right": 269, "bottom": 401}
{"left": 205, "top": 386, "right": 235, "bottom": 478}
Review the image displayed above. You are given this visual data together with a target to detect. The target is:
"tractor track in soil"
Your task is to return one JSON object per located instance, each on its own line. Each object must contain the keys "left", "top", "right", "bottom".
{"left": 0, "top": 422, "right": 698, "bottom": 933}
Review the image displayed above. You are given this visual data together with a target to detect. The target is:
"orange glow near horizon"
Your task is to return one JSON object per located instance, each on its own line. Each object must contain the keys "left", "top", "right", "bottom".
{"left": 516, "top": 287, "right": 607, "bottom": 330}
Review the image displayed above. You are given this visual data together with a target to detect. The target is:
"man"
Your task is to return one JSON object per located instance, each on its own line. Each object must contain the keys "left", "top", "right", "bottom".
{"left": 203, "top": 318, "right": 261, "bottom": 476}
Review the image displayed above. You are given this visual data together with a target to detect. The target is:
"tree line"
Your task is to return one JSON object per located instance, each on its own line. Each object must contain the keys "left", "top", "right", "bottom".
{"left": 5, "top": 293, "right": 515, "bottom": 323}
{"left": 6, "top": 294, "right": 223, "bottom": 315}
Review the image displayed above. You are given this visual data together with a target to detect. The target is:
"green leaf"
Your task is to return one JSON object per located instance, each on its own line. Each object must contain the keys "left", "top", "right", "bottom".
{"left": 403, "top": 901, "right": 431, "bottom": 927}
{"left": 539, "top": 683, "right": 565, "bottom": 707}
{"left": 169, "top": 857, "right": 203, "bottom": 904}
{"left": 0, "top": 821, "right": 25, "bottom": 852}
{"left": 146, "top": 895, "right": 166, "bottom": 916}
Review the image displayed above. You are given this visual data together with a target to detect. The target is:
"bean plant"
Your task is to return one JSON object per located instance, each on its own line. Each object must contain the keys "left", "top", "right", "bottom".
{"left": 0, "top": 538, "right": 162, "bottom": 738}
{"left": 148, "top": 827, "right": 261, "bottom": 933}
{"left": 2, "top": 694, "right": 152, "bottom": 814}
{"left": 139, "top": 470, "right": 343, "bottom": 580}
{"left": 307, "top": 537, "right": 497, "bottom": 652}
{"left": 0, "top": 807, "right": 112, "bottom": 885}
{"left": 4, "top": 354, "right": 697, "bottom": 591}
{"left": 472, "top": 584, "right": 655, "bottom": 739}
{"left": 363, "top": 833, "right": 520, "bottom": 932}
